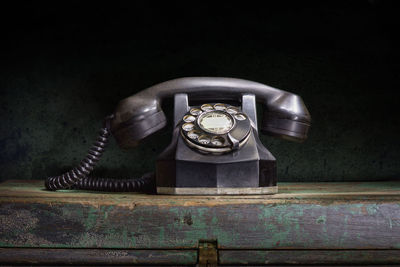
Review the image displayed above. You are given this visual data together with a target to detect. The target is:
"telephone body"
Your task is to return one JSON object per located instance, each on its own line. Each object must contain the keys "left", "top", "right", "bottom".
{"left": 45, "top": 77, "right": 311, "bottom": 195}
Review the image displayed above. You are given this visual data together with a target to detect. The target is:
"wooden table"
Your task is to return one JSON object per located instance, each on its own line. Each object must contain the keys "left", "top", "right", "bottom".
{"left": 0, "top": 180, "right": 399, "bottom": 266}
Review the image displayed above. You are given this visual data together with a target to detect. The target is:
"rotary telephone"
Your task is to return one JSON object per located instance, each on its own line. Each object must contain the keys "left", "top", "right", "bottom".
{"left": 45, "top": 77, "right": 311, "bottom": 195}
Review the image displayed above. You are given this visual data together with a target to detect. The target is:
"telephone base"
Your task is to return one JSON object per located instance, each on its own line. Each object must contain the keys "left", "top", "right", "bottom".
{"left": 156, "top": 186, "right": 278, "bottom": 195}
{"left": 156, "top": 93, "right": 278, "bottom": 195}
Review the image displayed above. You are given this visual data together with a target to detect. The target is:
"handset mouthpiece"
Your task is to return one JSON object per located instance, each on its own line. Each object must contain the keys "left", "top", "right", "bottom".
{"left": 261, "top": 93, "right": 311, "bottom": 142}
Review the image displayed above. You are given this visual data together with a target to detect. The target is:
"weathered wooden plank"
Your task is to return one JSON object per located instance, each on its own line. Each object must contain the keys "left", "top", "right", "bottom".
{"left": 0, "top": 248, "right": 197, "bottom": 265}
{"left": 0, "top": 180, "right": 399, "bottom": 207}
{"left": 1, "top": 248, "right": 399, "bottom": 266}
{"left": 1, "top": 201, "right": 399, "bottom": 249}
{"left": 219, "top": 250, "right": 400, "bottom": 265}
{"left": 2, "top": 248, "right": 400, "bottom": 266}
{"left": 1, "top": 180, "right": 399, "bottom": 250}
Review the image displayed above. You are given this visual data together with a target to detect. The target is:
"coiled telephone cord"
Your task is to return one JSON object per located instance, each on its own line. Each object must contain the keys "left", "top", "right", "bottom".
{"left": 45, "top": 115, "right": 154, "bottom": 192}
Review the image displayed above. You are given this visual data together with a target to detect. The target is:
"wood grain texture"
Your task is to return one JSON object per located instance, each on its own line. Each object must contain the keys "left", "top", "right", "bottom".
{"left": 0, "top": 248, "right": 197, "bottom": 265}
{"left": 219, "top": 250, "right": 400, "bottom": 265}
{"left": 0, "top": 180, "right": 399, "bottom": 250}
{"left": 1, "top": 180, "right": 399, "bottom": 206}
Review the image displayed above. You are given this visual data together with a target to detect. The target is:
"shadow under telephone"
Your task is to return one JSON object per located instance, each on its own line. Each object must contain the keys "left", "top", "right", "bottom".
{"left": 45, "top": 77, "right": 311, "bottom": 195}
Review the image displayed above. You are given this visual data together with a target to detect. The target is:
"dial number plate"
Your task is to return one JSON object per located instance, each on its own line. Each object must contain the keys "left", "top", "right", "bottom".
{"left": 198, "top": 111, "right": 234, "bottom": 134}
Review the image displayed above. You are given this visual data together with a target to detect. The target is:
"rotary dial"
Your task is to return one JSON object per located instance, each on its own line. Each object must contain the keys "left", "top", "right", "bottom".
{"left": 180, "top": 103, "right": 251, "bottom": 153}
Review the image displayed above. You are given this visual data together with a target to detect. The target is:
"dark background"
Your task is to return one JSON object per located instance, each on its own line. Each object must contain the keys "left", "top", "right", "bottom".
{"left": 1, "top": 1, "right": 399, "bottom": 182}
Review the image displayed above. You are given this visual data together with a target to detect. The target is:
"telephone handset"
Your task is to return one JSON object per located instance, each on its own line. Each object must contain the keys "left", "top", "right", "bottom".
{"left": 45, "top": 77, "right": 311, "bottom": 195}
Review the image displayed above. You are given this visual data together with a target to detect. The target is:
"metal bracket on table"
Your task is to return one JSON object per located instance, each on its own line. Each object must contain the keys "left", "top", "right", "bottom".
{"left": 198, "top": 240, "right": 218, "bottom": 267}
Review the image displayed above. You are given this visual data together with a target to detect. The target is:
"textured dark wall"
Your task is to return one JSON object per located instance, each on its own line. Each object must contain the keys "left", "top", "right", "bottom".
{"left": 1, "top": 1, "right": 399, "bottom": 182}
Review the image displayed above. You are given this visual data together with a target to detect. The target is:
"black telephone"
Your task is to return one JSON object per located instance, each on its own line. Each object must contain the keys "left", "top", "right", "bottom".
{"left": 45, "top": 77, "right": 311, "bottom": 195}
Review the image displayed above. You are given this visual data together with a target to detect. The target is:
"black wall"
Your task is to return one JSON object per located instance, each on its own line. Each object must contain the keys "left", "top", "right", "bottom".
{"left": 1, "top": 1, "right": 399, "bottom": 182}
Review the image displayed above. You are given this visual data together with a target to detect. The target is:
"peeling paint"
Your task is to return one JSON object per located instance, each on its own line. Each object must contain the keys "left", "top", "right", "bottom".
{"left": 316, "top": 215, "right": 326, "bottom": 224}
{"left": 1, "top": 182, "right": 399, "bottom": 250}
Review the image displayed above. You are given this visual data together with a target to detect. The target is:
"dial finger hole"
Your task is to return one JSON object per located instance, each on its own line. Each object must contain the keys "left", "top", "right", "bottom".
{"left": 214, "top": 103, "right": 227, "bottom": 110}
{"left": 234, "top": 113, "right": 247, "bottom": 121}
{"left": 198, "top": 135, "right": 211, "bottom": 145}
{"left": 187, "top": 130, "right": 201, "bottom": 139}
{"left": 226, "top": 107, "right": 239, "bottom": 114}
{"left": 183, "top": 115, "right": 196, "bottom": 122}
{"left": 182, "top": 122, "right": 195, "bottom": 131}
{"left": 211, "top": 136, "right": 225, "bottom": 146}
{"left": 201, "top": 104, "right": 214, "bottom": 112}
{"left": 190, "top": 108, "right": 202, "bottom": 116}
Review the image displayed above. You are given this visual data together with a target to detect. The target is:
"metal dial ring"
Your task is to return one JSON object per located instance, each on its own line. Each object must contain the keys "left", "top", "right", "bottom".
{"left": 182, "top": 131, "right": 251, "bottom": 153}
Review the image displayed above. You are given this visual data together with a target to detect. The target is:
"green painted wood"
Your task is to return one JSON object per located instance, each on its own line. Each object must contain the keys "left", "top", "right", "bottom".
{"left": 0, "top": 180, "right": 399, "bottom": 250}
{"left": 0, "top": 248, "right": 197, "bottom": 265}
{"left": 219, "top": 250, "right": 400, "bottom": 265}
